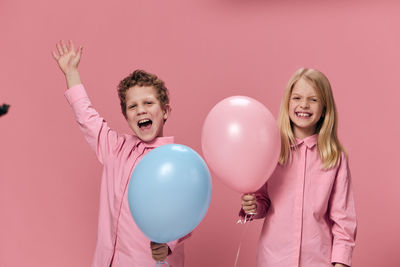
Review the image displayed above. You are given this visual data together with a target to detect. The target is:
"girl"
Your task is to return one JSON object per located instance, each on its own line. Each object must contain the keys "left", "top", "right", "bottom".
{"left": 241, "top": 68, "right": 357, "bottom": 267}
{"left": 52, "top": 40, "right": 188, "bottom": 267}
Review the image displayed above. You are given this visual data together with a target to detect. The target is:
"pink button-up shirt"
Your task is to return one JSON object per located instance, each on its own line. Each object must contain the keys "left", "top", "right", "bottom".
{"left": 65, "top": 84, "right": 186, "bottom": 267}
{"left": 251, "top": 134, "right": 357, "bottom": 267}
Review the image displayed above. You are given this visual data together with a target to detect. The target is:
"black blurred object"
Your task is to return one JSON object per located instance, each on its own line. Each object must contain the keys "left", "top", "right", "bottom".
{"left": 0, "top": 103, "right": 10, "bottom": 117}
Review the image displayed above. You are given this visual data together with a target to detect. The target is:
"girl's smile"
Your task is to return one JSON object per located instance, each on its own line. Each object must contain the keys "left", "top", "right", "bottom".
{"left": 295, "top": 111, "right": 313, "bottom": 118}
{"left": 289, "top": 78, "right": 324, "bottom": 139}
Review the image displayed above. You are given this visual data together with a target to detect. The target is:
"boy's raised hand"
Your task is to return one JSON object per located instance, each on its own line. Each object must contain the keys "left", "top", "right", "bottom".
{"left": 52, "top": 40, "right": 82, "bottom": 74}
{"left": 52, "top": 40, "right": 83, "bottom": 88}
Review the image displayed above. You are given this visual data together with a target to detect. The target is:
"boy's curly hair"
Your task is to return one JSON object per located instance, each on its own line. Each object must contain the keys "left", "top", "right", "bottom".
{"left": 117, "top": 70, "right": 170, "bottom": 118}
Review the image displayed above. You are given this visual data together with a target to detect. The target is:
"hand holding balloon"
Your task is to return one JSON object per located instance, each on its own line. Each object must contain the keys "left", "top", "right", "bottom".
{"left": 241, "top": 194, "right": 257, "bottom": 214}
{"left": 150, "top": 242, "right": 170, "bottom": 261}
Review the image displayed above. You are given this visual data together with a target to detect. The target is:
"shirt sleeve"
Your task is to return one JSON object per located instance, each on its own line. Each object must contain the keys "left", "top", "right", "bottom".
{"left": 238, "top": 182, "right": 271, "bottom": 220}
{"left": 166, "top": 232, "right": 192, "bottom": 253}
{"left": 329, "top": 153, "right": 357, "bottom": 266}
{"left": 65, "top": 84, "right": 137, "bottom": 164}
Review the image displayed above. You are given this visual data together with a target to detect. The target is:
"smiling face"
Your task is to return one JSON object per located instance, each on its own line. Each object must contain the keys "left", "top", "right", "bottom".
{"left": 289, "top": 78, "right": 324, "bottom": 139}
{"left": 125, "top": 85, "right": 169, "bottom": 142}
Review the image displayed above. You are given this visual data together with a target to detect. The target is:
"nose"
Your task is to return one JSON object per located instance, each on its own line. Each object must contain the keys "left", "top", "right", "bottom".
{"left": 300, "top": 99, "right": 310, "bottom": 109}
{"left": 136, "top": 104, "right": 147, "bottom": 115}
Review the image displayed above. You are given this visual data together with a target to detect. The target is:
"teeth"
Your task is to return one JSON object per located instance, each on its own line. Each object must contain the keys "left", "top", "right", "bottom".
{"left": 297, "top": 112, "right": 311, "bottom": 117}
{"left": 139, "top": 119, "right": 150, "bottom": 124}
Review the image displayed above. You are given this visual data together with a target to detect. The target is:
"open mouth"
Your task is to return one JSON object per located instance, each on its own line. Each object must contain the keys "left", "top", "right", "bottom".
{"left": 137, "top": 119, "right": 153, "bottom": 129}
{"left": 295, "top": 112, "right": 312, "bottom": 118}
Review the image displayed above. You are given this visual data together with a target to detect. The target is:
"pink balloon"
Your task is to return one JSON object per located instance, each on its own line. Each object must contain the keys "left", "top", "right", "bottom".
{"left": 201, "top": 96, "right": 280, "bottom": 193}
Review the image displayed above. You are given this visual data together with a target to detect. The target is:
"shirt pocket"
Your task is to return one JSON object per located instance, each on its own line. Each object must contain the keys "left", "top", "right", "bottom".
{"left": 306, "top": 166, "right": 337, "bottom": 218}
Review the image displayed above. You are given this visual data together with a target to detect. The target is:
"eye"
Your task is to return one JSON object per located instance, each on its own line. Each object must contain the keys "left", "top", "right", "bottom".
{"left": 312, "top": 98, "right": 318, "bottom": 102}
{"left": 128, "top": 104, "right": 136, "bottom": 109}
{"left": 292, "top": 96, "right": 300, "bottom": 100}
{"left": 145, "top": 101, "right": 153, "bottom": 105}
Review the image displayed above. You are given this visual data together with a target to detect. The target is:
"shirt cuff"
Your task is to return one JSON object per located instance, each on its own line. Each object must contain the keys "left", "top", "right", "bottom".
{"left": 331, "top": 244, "right": 353, "bottom": 266}
{"left": 64, "top": 84, "right": 88, "bottom": 105}
{"left": 166, "top": 240, "right": 178, "bottom": 252}
{"left": 166, "top": 233, "right": 192, "bottom": 253}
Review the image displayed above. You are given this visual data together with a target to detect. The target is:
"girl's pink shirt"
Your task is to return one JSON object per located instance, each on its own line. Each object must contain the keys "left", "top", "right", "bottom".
{"left": 253, "top": 134, "right": 357, "bottom": 267}
{"left": 65, "top": 84, "right": 187, "bottom": 267}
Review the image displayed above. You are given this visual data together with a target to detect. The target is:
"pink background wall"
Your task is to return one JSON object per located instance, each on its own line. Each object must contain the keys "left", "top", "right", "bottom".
{"left": 1, "top": 0, "right": 399, "bottom": 266}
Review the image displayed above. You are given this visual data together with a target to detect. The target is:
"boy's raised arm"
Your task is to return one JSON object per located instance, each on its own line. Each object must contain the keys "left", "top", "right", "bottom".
{"left": 52, "top": 40, "right": 83, "bottom": 89}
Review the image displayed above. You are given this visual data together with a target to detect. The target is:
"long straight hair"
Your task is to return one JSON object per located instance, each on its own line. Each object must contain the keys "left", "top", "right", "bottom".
{"left": 277, "top": 68, "right": 345, "bottom": 169}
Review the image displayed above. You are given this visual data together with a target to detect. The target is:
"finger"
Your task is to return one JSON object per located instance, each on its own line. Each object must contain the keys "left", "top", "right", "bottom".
{"left": 243, "top": 204, "right": 256, "bottom": 211}
{"left": 152, "top": 246, "right": 168, "bottom": 251}
{"left": 76, "top": 46, "right": 83, "bottom": 60}
{"left": 243, "top": 194, "right": 255, "bottom": 200}
{"left": 153, "top": 255, "right": 166, "bottom": 261}
{"left": 153, "top": 254, "right": 167, "bottom": 261}
{"left": 152, "top": 248, "right": 167, "bottom": 256}
{"left": 61, "top": 40, "right": 68, "bottom": 53}
{"left": 242, "top": 200, "right": 256, "bottom": 206}
{"left": 152, "top": 254, "right": 162, "bottom": 261}
{"left": 152, "top": 244, "right": 167, "bottom": 250}
{"left": 56, "top": 42, "right": 64, "bottom": 56}
{"left": 152, "top": 246, "right": 164, "bottom": 252}
{"left": 152, "top": 252, "right": 167, "bottom": 260}
{"left": 52, "top": 51, "right": 60, "bottom": 60}
{"left": 69, "top": 40, "right": 75, "bottom": 53}
{"left": 242, "top": 194, "right": 255, "bottom": 201}
{"left": 243, "top": 205, "right": 256, "bottom": 211}
{"left": 244, "top": 205, "right": 257, "bottom": 212}
{"left": 151, "top": 244, "right": 167, "bottom": 251}
{"left": 150, "top": 242, "right": 164, "bottom": 248}
{"left": 150, "top": 241, "right": 161, "bottom": 249}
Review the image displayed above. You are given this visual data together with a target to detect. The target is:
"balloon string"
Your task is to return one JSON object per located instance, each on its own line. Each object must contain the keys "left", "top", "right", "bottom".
{"left": 236, "top": 212, "right": 255, "bottom": 224}
{"left": 234, "top": 213, "right": 255, "bottom": 267}
{"left": 155, "top": 260, "right": 169, "bottom": 267}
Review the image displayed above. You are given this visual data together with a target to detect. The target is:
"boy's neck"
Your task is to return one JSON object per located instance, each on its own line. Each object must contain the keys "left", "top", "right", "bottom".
{"left": 138, "top": 136, "right": 174, "bottom": 147}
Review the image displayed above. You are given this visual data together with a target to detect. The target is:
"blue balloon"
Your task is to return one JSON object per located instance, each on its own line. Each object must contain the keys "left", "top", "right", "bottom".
{"left": 128, "top": 144, "right": 212, "bottom": 243}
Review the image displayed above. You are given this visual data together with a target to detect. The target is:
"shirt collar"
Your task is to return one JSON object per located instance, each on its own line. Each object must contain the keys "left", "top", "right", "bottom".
{"left": 291, "top": 134, "right": 318, "bottom": 149}
{"left": 137, "top": 136, "right": 174, "bottom": 149}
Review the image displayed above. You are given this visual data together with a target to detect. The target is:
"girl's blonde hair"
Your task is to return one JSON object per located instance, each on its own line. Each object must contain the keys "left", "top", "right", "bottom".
{"left": 278, "top": 68, "right": 345, "bottom": 169}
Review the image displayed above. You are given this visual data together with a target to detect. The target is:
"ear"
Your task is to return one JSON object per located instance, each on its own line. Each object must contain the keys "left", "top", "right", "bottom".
{"left": 163, "top": 104, "right": 170, "bottom": 121}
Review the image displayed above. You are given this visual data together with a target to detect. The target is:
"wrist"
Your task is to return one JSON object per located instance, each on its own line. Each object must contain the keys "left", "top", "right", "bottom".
{"left": 65, "top": 69, "right": 79, "bottom": 78}
{"left": 65, "top": 70, "right": 82, "bottom": 89}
